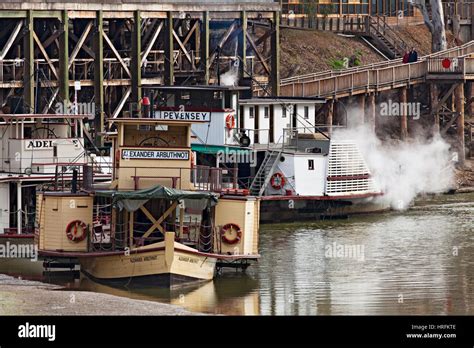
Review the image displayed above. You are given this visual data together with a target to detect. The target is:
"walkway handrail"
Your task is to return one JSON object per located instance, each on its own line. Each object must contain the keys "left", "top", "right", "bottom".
{"left": 276, "top": 41, "right": 474, "bottom": 98}
{"left": 281, "top": 41, "right": 474, "bottom": 85}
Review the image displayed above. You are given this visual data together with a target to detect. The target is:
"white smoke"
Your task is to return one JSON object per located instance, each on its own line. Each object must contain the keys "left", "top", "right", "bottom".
{"left": 220, "top": 69, "right": 238, "bottom": 86}
{"left": 332, "top": 125, "right": 455, "bottom": 210}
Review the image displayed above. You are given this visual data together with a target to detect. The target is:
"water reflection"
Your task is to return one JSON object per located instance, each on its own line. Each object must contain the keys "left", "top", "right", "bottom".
{"left": 1, "top": 193, "right": 472, "bottom": 315}
{"left": 75, "top": 273, "right": 260, "bottom": 315}
{"left": 255, "top": 193, "right": 473, "bottom": 315}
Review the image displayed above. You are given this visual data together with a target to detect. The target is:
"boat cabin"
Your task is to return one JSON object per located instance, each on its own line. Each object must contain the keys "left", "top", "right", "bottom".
{"left": 0, "top": 114, "right": 91, "bottom": 235}
{"left": 238, "top": 97, "right": 326, "bottom": 147}
{"left": 109, "top": 114, "right": 239, "bottom": 192}
{"left": 35, "top": 109, "right": 261, "bottom": 286}
{"left": 0, "top": 114, "right": 88, "bottom": 175}
{"left": 141, "top": 85, "right": 249, "bottom": 148}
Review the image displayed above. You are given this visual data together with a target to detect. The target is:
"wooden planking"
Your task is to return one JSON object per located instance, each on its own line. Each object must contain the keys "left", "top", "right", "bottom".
{"left": 41, "top": 195, "right": 92, "bottom": 252}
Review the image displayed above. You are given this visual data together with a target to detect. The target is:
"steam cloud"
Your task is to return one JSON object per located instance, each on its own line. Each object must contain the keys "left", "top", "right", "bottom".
{"left": 332, "top": 125, "right": 455, "bottom": 210}
{"left": 220, "top": 69, "right": 238, "bottom": 86}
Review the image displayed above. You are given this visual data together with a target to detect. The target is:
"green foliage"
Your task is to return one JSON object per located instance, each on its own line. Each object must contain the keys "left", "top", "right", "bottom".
{"left": 303, "top": 0, "right": 318, "bottom": 17}
{"left": 329, "top": 50, "right": 364, "bottom": 70}
{"left": 329, "top": 58, "right": 346, "bottom": 70}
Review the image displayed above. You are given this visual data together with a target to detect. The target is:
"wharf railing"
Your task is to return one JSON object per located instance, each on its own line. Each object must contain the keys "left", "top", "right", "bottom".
{"left": 272, "top": 41, "right": 474, "bottom": 98}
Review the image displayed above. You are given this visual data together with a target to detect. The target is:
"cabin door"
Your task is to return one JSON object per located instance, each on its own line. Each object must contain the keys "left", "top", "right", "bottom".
{"left": 269, "top": 105, "right": 274, "bottom": 144}
{"left": 254, "top": 106, "right": 259, "bottom": 144}
{"left": 0, "top": 183, "right": 9, "bottom": 233}
{"left": 292, "top": 104, "right": 297, "bottom": 129}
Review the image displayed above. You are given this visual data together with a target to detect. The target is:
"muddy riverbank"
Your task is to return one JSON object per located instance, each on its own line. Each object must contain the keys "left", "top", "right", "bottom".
{"left": 0, "top": 275, "right": 196, "bottom": 315}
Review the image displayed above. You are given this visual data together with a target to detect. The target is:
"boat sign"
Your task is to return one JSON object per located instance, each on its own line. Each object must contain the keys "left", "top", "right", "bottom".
{"left": 24, "top": 139, "right": 80, "bottom": 150}
{"left": 154, "top": 110, "right": 211, "bottom": 122}
{"left": 122, "top": 149, "right": 190, "bottom": 160}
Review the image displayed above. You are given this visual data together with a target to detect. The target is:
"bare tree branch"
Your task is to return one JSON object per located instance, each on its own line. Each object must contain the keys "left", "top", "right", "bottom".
{"left": 412, "top": 0, "right": 434, "bottom": 33}
{"left": 410, "top": 0, "right": 447, "bottom": 52}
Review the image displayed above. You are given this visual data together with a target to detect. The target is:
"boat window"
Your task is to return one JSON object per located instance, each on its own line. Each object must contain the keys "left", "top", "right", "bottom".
{"left": 304, "top": 106, "right": 309, "bottom": 119}
{"left": 282, "top": 107, "right": 287, "bottom": 118}
{"left": 264, "top": 106, "right": 269, "bottom": 118}
{"left": 308, "top": 159, "right": 314, "bottom": 170}
{"left": 249, "top": 107, "right": 254, "bottom": 119}
{"left": 24, "top": 126, "right": 33, "bottom": 139}
{"left": 123, "top": 124, "right": 187, "bottom": 147}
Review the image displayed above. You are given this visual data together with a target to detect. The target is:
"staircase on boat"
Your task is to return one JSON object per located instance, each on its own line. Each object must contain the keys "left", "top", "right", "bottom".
{"left": 249, "top": 149, "right": 282, "bottom": 196}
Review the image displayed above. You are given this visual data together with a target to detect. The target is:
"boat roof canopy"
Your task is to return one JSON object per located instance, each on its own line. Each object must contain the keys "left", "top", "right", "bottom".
{"left": 191, "top": 144, "right": 250, "bottom": 155}
{"left": 0, "top": 114, "right": 93, "bottom": 120}
{"left": 143, "top": 85, "right": 249, "bottom": 92}
{"left": 96, "top": 184, "right": 219, "bottom": 203}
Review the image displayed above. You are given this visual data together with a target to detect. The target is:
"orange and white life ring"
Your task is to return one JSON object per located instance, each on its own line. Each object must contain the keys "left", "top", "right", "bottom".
{"left": 220, "top": 223, "right": 242, "bottom": 245}
{"left": 270, "top": 172, "right": 286, "bottom": 190}
{"left": 225, "top": 114, "right": 235, "bottom": 130}
{"left": 66, "top": 220, "right": 88, "bottom": 242}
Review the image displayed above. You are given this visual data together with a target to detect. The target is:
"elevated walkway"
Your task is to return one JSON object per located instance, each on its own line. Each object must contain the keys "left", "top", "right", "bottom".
{"left": 266, "top": 41, "right": 474, "bottom": 99}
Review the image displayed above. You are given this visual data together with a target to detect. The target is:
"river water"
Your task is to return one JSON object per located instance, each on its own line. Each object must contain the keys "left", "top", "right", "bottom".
{"left": 2, "top": 193, "right": 473, "bottom": 315}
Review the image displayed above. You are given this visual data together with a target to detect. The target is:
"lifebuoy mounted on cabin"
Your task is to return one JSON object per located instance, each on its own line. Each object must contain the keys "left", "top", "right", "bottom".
{"left": 220, "top": 223, "right": 242, "bottom": 245}
{"left": 65, "top": 220, "right": 88, "bottom": 242}
{"left": 270, "top": 172, "right": 286, "bottom": 190}
{"left": 225, "top": 114, "right": 236, "bottom": 130}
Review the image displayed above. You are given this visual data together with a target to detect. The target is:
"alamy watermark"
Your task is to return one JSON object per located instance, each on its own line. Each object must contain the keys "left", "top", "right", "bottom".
{"left": 216, "top": 148, "right": 257, "bottom": 167}
{"left": 55, "top": 100, "right": 95, "bottom": 115}
{"left": 325, "top": 242, "right": 365, "bottom": 262}
{"left": 0, "top": 241, "right": 38, "bottom": 261}
{"left": 380, "top": 100, "right": 421, "bottom": 120}
{"left": 18, "top": 322, "right": 55, "bottom": 341}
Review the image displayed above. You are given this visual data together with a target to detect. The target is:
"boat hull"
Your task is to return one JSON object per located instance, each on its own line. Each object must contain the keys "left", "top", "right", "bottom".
{"left": 259, "top": 195, "right": 389, "bottom": 223}
{"left": 79, "top": 243, "right": 217, "bottom": 288}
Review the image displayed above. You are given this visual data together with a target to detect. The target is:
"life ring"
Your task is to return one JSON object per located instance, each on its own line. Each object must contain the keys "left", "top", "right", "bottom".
{"left": 66, "top": 220, "right": 88, "bottom": 242}
{"left": 270, "top": 172, "right": 286, "bottom": 190}
{"left": 225, "top": 114, "right": 235, "bottom": 130}
{"left": 220, "top": 223, "right": 242, "bottom": 245}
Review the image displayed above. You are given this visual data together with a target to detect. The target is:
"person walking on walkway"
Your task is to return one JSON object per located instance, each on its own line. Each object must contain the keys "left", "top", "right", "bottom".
{"left": 408, "top": 47, "right": 418, "bottom": 63}
{"left": 402, "top": 50, "right": 410, "bottom": 64}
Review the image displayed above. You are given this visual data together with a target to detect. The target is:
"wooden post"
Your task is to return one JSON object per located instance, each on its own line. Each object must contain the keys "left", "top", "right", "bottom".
{"left": 201, "top": 11, "right": 210, "bottom": 85}
{"left": 366, "top": 93, "right": 376, "bottom": 133}
{"left": 131, "top": 10, "right": 142, "bottom": 105}
{"left": 129, "top": 211, "right": 134, "bottom": 247}
{"left": 23, "top": 10, "right": 34, "bottom": 113}
{"left": 271, "top": 11, "right": 280, "bottom": 96}
{"left": 93, "top": 10, "right": 104, "bottom": 146}
{"left": 179, "top": 204, "right": 184, "bottom": 239}
{"left": 326, "top": 99, "right": 334, "bottom": 136}
{"left": 240, "top": 11, "right": 247, "bottom": 82}
{"left": 59, "top": 10, "right": 69, "bottom": 103}
{"left": 164, "top": 11, "right": 174, "bottom": 85}
{"left": 467, "top": 82, "right": 474, "bottom": 120}
{"left": 471, "top": 4, "right": 474, "bottom": 41}
{"left": 400, "top": 87, "right": 408, "bottom": 140}
{"left": 165, "top": 232, "right": 175, "bottom": 267}
{"left": 455, "top": 83, "right": 465, "bottom": 164}
{"left": 359, "top": 95, "right": 365, "bottom": 126}
{"left": 430, "top": 83, "right": 440, "bottom": 134}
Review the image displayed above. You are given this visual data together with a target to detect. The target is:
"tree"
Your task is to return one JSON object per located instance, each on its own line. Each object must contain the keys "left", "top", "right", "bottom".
{"left": 412, "top": 0, "right": 447, "bottom": 52}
